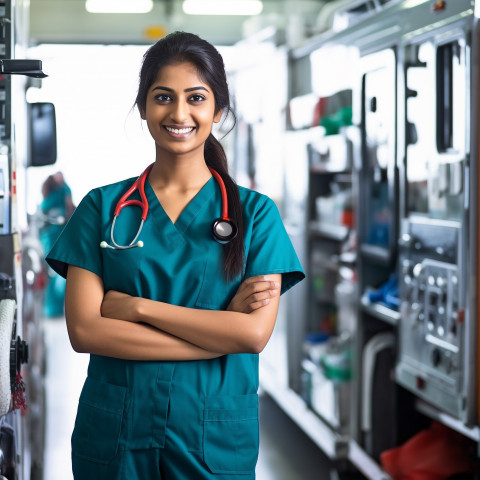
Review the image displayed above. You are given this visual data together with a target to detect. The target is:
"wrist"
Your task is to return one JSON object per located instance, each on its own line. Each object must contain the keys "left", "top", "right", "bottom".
{"left": 133, "top": 296, "right": 146, "bottom": 322}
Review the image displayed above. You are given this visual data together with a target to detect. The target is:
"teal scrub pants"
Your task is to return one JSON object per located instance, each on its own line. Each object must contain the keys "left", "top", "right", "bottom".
{"left": 71, "top": 357, "right": 259, "bottom": 479}
{"left": 72, "top": 440, "right": 256, "bottom": 479}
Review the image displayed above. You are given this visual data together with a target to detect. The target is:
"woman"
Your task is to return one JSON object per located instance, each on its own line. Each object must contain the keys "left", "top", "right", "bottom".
{"left": 46, "top": 31, "right": 304, "bottom": 479}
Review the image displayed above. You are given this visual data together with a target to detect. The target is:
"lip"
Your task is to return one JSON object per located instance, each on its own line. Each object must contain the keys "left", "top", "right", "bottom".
{"left": 164, "top": 125, "right": 196, "bottom": 137}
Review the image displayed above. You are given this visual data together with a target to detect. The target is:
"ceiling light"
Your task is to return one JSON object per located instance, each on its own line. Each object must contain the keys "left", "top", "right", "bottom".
{"left": 182, "top": 0, "right": 263, "bottom": 16}
{"left": 86, "top": 0, "right": 153, "bottom": 14}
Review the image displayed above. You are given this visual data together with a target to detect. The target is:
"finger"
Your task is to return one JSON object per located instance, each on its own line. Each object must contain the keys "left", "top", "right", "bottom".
{"left": 246, "top": 297, "right": 272, "bottom": 313}
{"left": 232, "top": 277, "right": 279, "bottom": 308}
{"left": 236, "top": 290, "right": 279, "bottom": 314}
{"left": 235, "top": 277, "right": 260, "bottom": 295}
{"left": 247, "top": 289, "right": 279, "bottom": 303}
{"left": 243, "top": 280, "right": 280, "bottom": 299}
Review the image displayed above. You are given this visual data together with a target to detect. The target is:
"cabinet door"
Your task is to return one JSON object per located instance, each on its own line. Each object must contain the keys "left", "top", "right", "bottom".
{"left": 404, "top": 39, "right": 466, "bottom": 221}
{"left": 359, "top": 49, "right": 397, "bottom": 264}
{"left": 397, "top": 35, "right": 471, "bottom": 421}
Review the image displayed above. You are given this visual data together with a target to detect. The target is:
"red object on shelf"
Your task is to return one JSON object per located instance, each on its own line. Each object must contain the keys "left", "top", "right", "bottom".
{"left": 380, "top": 421, "right": 473, "bottom": 480}
{"left": 341, "top": 208, "right": 354, "bottom": 228}
{"left": 431, "top": 1, "right": 446, "bottom": 13}
{"left": 312, "top": 96, "right": 328, "bottom": 127}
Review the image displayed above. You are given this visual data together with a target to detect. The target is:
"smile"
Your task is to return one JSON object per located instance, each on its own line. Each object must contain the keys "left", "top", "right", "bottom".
{"left": 165, "top": 126, "right": 195, "bottom": 134}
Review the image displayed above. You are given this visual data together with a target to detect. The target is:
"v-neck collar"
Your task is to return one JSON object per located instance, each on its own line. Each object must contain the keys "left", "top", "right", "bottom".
{"left": 145, "top": 176, "right": 216, "bottom": 236}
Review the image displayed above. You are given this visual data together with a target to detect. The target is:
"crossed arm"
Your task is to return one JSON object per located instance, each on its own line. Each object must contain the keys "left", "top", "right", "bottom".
{"left": 65, "top": 265, "right": 281, "bottom": 361}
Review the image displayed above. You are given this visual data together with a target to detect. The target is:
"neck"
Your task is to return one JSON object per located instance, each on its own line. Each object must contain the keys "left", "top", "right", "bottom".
{"left": 149, "top": 157, "right": 212, "bottom": 191}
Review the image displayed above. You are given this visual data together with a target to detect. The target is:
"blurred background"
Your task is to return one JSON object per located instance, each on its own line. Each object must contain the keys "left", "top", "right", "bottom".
{"left": 0, "top": 1, "right": 479, "bottom": 480}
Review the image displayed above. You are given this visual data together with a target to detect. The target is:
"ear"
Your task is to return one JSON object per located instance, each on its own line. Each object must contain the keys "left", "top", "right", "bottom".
{"left": 140, "top": 108, "right": 146, "bottom": 120}
{"left": 213, "top": 109, "right": 223, "bottom": 123}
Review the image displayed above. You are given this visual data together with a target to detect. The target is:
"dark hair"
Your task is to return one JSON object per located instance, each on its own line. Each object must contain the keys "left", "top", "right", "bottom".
{"left": 135, "top": 31, "right": 244, "bottom": 280}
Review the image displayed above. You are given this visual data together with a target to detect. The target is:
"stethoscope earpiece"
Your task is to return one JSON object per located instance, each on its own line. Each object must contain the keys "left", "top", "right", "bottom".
{"left": 212, "top": 218, "right": 238, "bottom": 244}
{"left": 100, "top": 240, "right": 144, "bottom": 249}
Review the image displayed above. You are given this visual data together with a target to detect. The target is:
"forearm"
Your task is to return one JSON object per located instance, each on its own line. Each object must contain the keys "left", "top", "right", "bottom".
{"left": 66, "top": 312, "right": 222, "bottom": 361}
{"left": 98, "top": 274, "right": 281, "bottom": 355}
{"left": 65, "top": 265, "right": 221, "bottom": 361}
{"left": 134, "top": 296, "right": 279, "bottom": 354}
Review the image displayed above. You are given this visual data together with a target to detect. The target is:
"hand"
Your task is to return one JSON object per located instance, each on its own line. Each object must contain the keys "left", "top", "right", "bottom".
{"left": 101, "top": 290, "right": 138, "bottom": 322}
{"left": 227, "top": 275, "right": 280, "bottom": 314}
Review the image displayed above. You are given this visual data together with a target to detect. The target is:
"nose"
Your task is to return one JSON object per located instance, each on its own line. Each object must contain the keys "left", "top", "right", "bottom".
{"left": 170, "top": 99, "right": 189, "bottom": 123}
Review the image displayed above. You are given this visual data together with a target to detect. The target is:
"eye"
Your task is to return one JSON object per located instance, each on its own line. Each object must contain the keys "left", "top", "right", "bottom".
{"left": 155, "top": 94, "right": 172, "bottom": 103}
{"left": 189, "top": 94, "right": 206, "bottom": 103}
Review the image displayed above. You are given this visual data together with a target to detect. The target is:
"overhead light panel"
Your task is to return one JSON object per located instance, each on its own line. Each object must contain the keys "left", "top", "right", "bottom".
{"left": 86, "top": 0, "right": 153, "bottom": 13}
{"left": 182, "top": 0, "right": 263, "bottom": 16}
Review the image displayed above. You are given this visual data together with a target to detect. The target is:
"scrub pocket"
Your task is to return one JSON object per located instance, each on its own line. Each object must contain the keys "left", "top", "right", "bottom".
{"left": 72, "top": 377, "right": 127, "bottom": 465}
{"left": 195, "top": 245, "right": 241, "bottom": 310}
{"left": 101, "top": 247, "right": 145, "bottom": 293}
{"left": 203, "top": 394, "right": 259, "bottom": 475}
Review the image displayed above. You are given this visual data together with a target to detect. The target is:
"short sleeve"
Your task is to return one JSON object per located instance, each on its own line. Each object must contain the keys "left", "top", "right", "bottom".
{"left": 244, "top": 196, "right": 305, "bottom": 295}
{"left": 45, "top": 190, "right": 103, "bottom": 279}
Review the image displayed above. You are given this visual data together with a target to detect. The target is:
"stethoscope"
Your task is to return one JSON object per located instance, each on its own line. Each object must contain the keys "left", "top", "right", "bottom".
{"left": 99, "top": 163, "right": 238, "bottom": 250}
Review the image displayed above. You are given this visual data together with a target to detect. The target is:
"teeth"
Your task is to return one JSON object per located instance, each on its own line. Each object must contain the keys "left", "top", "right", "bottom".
{"left": 165, "top": 126, "right": 194, "bottom": 134}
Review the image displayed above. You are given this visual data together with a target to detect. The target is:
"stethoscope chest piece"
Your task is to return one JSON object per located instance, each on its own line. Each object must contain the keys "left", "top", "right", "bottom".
{"left": 212, "top": 218, "right": 237, "bottom": 244}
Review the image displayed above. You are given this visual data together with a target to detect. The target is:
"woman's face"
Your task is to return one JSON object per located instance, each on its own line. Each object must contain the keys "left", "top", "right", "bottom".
{"left": 142, "top": 62, "right": 222, "bottom": 159}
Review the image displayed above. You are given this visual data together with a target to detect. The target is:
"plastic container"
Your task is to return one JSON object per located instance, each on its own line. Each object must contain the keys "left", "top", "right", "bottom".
{"left": 335, "top": 275, "right": 357, "bottom": 333}
{"left": 303, "top": 332, "right": 330, "bottom": 365}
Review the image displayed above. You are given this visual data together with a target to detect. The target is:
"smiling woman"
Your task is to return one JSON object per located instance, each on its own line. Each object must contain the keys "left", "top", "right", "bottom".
{"left": 45, "top": 31, "right": 304, "bottom": 480}
{"left": 141, "top": 63, "right": 222, "bottom": 160}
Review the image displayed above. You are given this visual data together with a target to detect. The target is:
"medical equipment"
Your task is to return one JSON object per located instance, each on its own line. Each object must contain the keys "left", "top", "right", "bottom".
{"left": 100, "top": 163, "right": 237, "bottom": 250}
{"left": 395, "top": 36, "right": 469, "bottom": 420}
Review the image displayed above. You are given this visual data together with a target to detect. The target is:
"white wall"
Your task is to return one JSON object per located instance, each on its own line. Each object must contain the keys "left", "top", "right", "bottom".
{"left": 26, "top": 43, "right": 237, "bottom": 212}
{"left": 26, "top": 44, "right": 154, "bottom": 211}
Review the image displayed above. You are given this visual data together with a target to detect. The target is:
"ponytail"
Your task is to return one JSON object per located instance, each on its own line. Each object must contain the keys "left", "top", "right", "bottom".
{"left": 205, "top": 134, "right": 244, "bottom": 280}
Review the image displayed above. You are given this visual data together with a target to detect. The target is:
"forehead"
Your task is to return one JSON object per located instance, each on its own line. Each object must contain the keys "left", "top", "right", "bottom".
{"left": 151, "top": 62, "right": 209, "bottom": 89}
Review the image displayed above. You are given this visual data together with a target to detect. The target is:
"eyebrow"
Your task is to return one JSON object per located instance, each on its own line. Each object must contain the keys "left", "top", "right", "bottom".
{"left": 152, "top": 86, "right": 210, "bottom": 93}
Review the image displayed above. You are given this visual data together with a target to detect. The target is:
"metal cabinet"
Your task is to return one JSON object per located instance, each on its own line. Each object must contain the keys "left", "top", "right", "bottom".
{"left": 0, "top": 1, "right": 51, "bottom": 479}
{"left": 255, "top": 0, "right": 480, "bottom": 478}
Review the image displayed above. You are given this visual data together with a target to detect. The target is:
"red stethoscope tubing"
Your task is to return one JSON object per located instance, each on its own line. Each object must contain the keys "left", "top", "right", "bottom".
{"left": 208, "top": 167, "right": 229, "bottom": 221}
{"left": 114, "top": 163, "right": 154, "bottom": 220}
{"left": 101, "top": 163, "right": 235, "bottom": 250}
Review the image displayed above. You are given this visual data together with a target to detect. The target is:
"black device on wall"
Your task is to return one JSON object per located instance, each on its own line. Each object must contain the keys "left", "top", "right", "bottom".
{"left": 28, "top": 102, "right": 57, "bottom": 167}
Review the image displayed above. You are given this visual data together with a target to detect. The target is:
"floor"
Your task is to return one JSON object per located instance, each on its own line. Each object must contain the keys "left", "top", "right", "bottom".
{"left": 43, "top": 317, "right": 336, "bottom": 479}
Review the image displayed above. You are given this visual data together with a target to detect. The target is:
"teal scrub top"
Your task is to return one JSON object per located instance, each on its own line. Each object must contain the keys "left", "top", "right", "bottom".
{"left": 45, "top": 174, "right": 304, "bottom": 472}
{"left": 46, "top": 175, "right": 304, "bottom": 304}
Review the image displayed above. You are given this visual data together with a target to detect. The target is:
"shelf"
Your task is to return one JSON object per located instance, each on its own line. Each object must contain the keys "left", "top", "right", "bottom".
{"left": 361, "top": 295, "right": 400, "bottom": 326}
{"left": 348, "top": 440, "right": 393, "bottom": 480}
{"left": 260, "top": 359, "right": 342, "bottom": 459}
{"left": 415, "top": 399, "right": 480, "bottom": 442}
{"left": 259, "top": 359, "right": 393, "bottom": 480}
{"left": 360, "top": 244, "right": 392, "bottom": 265}
{"left": 309, "top": 221, "right": 349, "bottom": 241}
